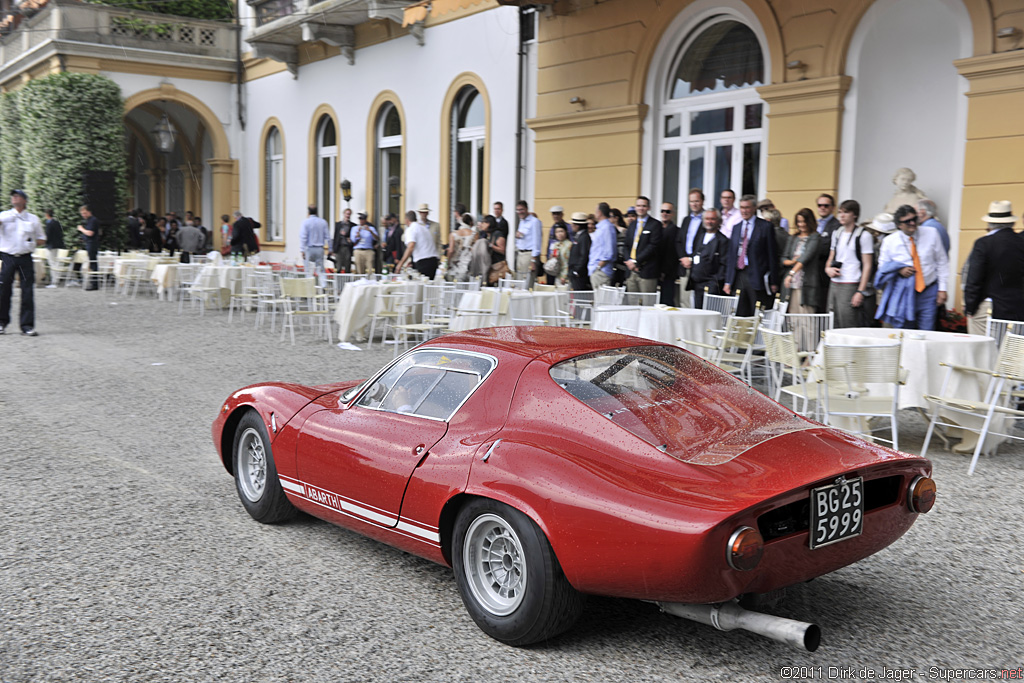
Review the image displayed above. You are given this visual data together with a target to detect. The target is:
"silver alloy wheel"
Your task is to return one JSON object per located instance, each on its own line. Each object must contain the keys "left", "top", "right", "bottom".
{"left": 237, "top": 426, "right": 267, "bottom": 503}
{"left": 462, "top": 513, "right": 528, "bottom": 616}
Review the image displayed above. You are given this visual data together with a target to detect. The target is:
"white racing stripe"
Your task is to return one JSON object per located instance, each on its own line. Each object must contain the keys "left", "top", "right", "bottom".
{"left": 277, "top": 475, "right": 440, "bottom": 545}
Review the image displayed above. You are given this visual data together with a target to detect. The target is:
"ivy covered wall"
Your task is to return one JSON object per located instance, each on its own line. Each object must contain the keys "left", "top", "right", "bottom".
{"left": 83, "top": 0, "right": 234, "bottom": 21}
{"left": 0, "top": 73, "right": 128, "bottom": 250}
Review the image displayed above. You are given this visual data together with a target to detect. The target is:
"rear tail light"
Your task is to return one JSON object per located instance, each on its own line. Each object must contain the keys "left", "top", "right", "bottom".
{"left": 908, "top": 476, "right": 936, "bottom": 513}
{"left": 727, "top": 526, "right": 764, "bottom": 571}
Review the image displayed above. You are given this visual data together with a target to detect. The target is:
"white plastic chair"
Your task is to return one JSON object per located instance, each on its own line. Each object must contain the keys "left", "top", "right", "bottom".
{"left": 921, "top": 332, "right": 1024, "bottom": 475}
{"left": 783, "top": 312, "right": 834, "bottom": 357}
{"left": 817, "top": 342, "right": 907, "bottom": 450}
{"left": 623, "top": 291, "right": 658, "bottom": 307}
{"left": 985, "top": 318, "right": 1024, "bottom": 350}
{"left": 762, "top": 328, "right": 816, "bottom": 417}
{"left": 682, "top": 315, "right": 761, "bottom": 385}
{"left": 279, "top": 277, "right": 333, "bottom": 345}
{"left": 701, "top": 291, "right": 739, "bottom": 317}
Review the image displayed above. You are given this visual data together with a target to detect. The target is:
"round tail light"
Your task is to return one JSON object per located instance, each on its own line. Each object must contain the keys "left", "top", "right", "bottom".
{"left": 727, "top": 526, "right": 764, "bottom": 571}
{"left": 908, "top": 476, "right": 936, "bottom": 513}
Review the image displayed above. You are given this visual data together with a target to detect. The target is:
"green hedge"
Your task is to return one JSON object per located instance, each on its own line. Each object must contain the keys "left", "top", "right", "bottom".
{"left": 83, "top": 0, "right": 235, "bottom": 21}
{"left": 0, "top": 73, "right": 128, "bottom": 251}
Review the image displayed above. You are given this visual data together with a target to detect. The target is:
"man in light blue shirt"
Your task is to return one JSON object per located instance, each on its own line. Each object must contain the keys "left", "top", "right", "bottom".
{"left": 514, "top": 200, "right": 542, "bottom": 287}
{"left": 349, "top": 211, "right": 379, "bottom": 275}
{"left": 916, "top": 199, "right": 950, "bottom": 254}
{"left": 588, "top": 202, "right": 616, "bottom": 290}
{"left": 300, "top": 204, "right": 329, "bottom": 279}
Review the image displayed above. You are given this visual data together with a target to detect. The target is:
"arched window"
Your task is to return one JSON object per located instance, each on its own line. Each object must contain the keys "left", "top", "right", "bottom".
{"left": 315, "top": 116, "right": 338, "bottom": 225}
{"left": 265, "top": 126, "right": 284, "bottom": 241}
{"left": 376, "top": 103, "right": 403, "bottom": 220}
{"left": 659, "top": 18, "right": 765, "bottom": 210}
{"left": 452, "top": 87, "right": 485, "bottom": 218}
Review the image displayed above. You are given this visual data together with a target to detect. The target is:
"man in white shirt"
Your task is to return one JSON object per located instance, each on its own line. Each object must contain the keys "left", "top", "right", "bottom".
{"left": 824, "top": 199, "right": 874, "bottom": 329}
{"left": 0, "top": 189, "right": 46, "bottom": 335}
{"left": 877, "top": 204, "right": 948, "bottom": 330}
{"left": 719, "top": 189, "right": 742, "bottom": 239}
{"left": 416, "top": 204, "right": 443, "bottom": 259}
{"left": 396, "top": 210, "right": 440, "bottom": 280}
{"left": 514, "top": 200, "right": 542, "bottom": 288}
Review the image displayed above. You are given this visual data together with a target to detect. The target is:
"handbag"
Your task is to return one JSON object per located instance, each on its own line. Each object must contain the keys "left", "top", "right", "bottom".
{"left": 543, "top": 256, "right": 560, "bottom": 277}
{"left": 488, "top": 260, "right": 510, "bottom": 284}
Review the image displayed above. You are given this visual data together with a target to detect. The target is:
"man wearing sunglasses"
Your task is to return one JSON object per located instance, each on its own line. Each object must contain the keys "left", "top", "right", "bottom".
{"left": 875, "top": 204, "right": 948, "bottom": 330}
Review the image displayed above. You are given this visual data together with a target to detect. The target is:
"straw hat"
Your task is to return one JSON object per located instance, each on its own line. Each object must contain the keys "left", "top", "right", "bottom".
{"left": 550, "top": 205, "right": 564, "bottom": 214}
{"left": 417, "top": 203, "right": 430, "bottom": 213}
{"left": 570, "top": 211, "right": 588, "bottom": 224}
{"left": 981, "top": 200, "right": 1017, "bottom": 224}
{"left": 864, "top": 212, "right": 896, "bottom": 234}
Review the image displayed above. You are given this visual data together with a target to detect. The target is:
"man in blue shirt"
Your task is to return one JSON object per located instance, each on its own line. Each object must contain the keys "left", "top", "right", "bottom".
{"left": 916, "top": 199, "right": 950, "bottom": 255}
{"left": 349, "top": 211, "right": 379, "bottom": 275}
{"left": 514, "top": 200, "right": 542, "bottom": 287}
{"left": 588, "top": 202, "right": 616, "bottom": 290}
{"left": 299, "top": 204, "right": 330, "bottom": 279}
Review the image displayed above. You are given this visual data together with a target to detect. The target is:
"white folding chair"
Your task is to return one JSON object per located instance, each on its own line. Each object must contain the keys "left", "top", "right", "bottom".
{"left": 279, "top": 277, "right": 333, "bottom": 345}
{"left": 818, "top": 342, "right": 907, "bottom": 450}
{"left": 623, "top": 291, "right": 658, "bottom": 307}
{"left": 682, "top": 315, "right": 761, "bottom": 385}
{"left": 595, "top": 285, "right": 625, "bottom": 306}
{"left": 508, "top": 296, "right": 546, "bottom": 326}
{"left": 497, "top": 276, "right": 527, "bottom": 291}
{"left": 783, "top": 312, "right": 834, "bottom": 358}
{"left": 985, "top": 318, "right": 1024, "bottom": 350}
{"left": 921, "top": 332, "right": 1024, "bottom": 475}
{"left": 762, "top": 328, "right": 816, "bottom": 417}
{"left": 701, "top": 291, "right": 739, "bottom": 317}
{"left": 610, "top": 306, "right": 642, "bottom": 336}
{"left": 565, "top": 290, "right": 594, "bottom": 328}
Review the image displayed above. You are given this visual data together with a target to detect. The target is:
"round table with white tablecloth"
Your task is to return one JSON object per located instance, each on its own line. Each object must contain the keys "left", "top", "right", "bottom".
{"left": 591, "top": 305, "right": 720, "bottom": 352}
{"left": 333, "top": 279, "right": 425, "bottom": 342}
{"left": 448, "top": 290, "right": 563, "bottom": 331}
{"left": 817, "top": 327, "right": 1002, "bottom": 453}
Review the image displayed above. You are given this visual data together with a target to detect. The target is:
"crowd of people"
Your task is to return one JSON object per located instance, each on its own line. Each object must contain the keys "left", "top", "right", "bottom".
{"left": 3, "top": 185, "right": 1022, "bottom": 338}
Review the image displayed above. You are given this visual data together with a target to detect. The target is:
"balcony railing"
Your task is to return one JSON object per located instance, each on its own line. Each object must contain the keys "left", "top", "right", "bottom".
{"left": 0, "top": 0, "right": 238, "bottom": 69}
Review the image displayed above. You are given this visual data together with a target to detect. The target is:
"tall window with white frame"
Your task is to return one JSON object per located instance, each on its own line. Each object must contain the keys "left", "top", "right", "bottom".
{"left": 452, "top": 87, "right": 485, "bottom": 218}
{"left": 316, "top": 116, "right": 337, "bottom": 226}
{"left": 376, "top": 103, "right": 402, "bottom": 221}
{"left": 658, "top": 18, "right": 765, "bottom": 210}
{"left": 265, "top": 126, "right": 284, "bottom": 241}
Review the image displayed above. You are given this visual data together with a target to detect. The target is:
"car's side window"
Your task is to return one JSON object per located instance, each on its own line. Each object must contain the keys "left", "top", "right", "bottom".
{"left": 355, "top": 350, "right": 495, "bottom": 420}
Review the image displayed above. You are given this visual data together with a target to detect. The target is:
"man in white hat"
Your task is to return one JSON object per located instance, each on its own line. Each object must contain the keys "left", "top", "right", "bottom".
{"left": 416, "top": 203, "right": 443, "bottom": 258}
{"left": 964, "top": 200, "right": 1024, "bottom": 331}
{"left": 349, "top": 210, "right": 378, "bottom": 275}
{"left": 543, "top": 206, "right": 568, "bottom": 284}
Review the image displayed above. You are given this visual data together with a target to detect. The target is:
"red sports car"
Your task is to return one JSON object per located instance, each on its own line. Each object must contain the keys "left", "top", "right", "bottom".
{"left": 212, "top": 327, "right": 935, "bottom": 651}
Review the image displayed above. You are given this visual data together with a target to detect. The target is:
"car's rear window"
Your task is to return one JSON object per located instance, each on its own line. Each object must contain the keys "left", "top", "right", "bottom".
{"left": 549, "top": 346, "right": 808, "bottom": 465}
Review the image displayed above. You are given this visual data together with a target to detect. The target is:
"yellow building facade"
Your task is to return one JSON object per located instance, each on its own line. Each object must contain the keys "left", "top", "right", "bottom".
{"left": 525, "top": 0, "right": 1024, "bottom": 283}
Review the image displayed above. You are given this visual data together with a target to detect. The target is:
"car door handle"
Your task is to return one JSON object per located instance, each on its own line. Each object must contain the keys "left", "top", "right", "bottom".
{"left": 482, "top": 439, "right": 502, "bottom": 462}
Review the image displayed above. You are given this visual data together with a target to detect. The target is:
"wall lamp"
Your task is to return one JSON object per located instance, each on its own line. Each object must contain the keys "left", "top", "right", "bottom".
{"left": 996, "top": 26, "right": 1020, "bottom": 39}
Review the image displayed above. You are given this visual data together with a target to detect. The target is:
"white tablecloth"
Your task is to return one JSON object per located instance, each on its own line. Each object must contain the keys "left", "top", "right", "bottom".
{"left": 333, "top": 280, "right": 425, "bottom": 342}
{"left": 819, "top": 328, "right": 997, "bottom": 411}
{"left": 151, "top": 263, "right": 188, "bottom": 299}
{"left": 818, "top": 327, "right": 1002, "bottom": 453}
{"left": 449, "top": 290, "right": 562, "bottom": 331}
{"left": 591, "top": 305, "right": 720, "bottom": 352}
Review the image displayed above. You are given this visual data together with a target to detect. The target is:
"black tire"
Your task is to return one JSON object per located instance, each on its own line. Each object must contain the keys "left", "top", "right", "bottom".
{"left": 232, "top": 410, "right": 297, "bottom": 524}
{"left": 452, "top": 499, "right": 585, "bottom": 646}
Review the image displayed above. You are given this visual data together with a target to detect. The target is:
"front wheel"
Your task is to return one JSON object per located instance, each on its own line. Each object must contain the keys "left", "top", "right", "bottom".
{"left": 232, "top": 410, "right": 297, "bottom": 524}
{"left": 452, "top": 499, "right": 584, "bottom": 645}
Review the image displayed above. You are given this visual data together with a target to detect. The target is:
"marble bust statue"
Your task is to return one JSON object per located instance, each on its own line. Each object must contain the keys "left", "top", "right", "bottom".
{"left": 884, "top": 167, "right": 929, "bottom": 213}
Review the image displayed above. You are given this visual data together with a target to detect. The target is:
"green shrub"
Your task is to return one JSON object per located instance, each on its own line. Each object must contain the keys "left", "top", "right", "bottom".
{"left": 2, "top": 73, "right": 129, "bottom": 251}
{"left": 84, "top": 0, "right": 234, "bottom": 21}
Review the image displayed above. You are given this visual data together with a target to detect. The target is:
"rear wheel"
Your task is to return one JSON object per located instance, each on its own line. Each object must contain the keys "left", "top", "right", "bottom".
{"left": 233, "top": 410, "right": 296, "bottom": 524}
{"left": 452, "top": 499, "right": 584, "bottom": 645}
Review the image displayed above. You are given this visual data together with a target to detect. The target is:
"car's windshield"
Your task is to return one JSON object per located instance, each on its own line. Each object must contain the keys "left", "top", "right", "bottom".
{"left": 549, "top": 346, "right": 808, "bottom": 465}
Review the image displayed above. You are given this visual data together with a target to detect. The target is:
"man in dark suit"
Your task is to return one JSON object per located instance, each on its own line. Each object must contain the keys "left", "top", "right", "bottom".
{"left": 622, "top": 196, "right": 662, "bottom": 293}
{"left": 330, "top": 207, "right": 354, "bottom": 272}
{"left": 567, "top": 212, "right": 591, "bottom": 291}
{"left": 724, "top": 194, "right": 779, "bottom": 316}
{"left": 964, "top": 200, "right": 1024, "bottom": 323}
{"left": 675, "top": 189, "right": 707, "bottom": 307}
{"left": 687, "top": 209, "right": 731, "bottom": 309}
{"left": 657, "top": 202, "right": 678, "bottom": 305}
{"left": 815, "top": 193, "right": 840, "bottom": 313}
{"left": 492, "top": 201, "right": 510, "bottom": 240}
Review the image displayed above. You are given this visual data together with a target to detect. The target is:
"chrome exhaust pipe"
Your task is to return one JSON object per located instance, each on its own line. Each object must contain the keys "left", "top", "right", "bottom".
{"left": 657, "top": 600, "right": 821, "bottom": 652}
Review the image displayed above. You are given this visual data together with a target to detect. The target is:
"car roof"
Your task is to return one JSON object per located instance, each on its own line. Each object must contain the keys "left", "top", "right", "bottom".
{"left": 423, "top": 326, "right": 661, "bottom": 366}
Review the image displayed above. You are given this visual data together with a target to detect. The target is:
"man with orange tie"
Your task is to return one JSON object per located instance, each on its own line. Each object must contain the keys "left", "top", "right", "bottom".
{"left": 876, "top": 203, "right": 948, "bottom": 330}
{"left": 622, "top": 196, "right": 662, "bottom": 294}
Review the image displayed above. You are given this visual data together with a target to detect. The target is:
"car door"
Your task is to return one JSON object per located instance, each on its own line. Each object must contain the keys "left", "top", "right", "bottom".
{"left": 296, "top": 403, "right": 447, "bottom": 528}
{"left": 294, "top": 349, "right": 493, "bottom": 528}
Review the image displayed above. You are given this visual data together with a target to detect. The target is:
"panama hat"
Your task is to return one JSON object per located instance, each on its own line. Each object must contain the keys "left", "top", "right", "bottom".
{"left": 864, "top": 212, "right": 896, "bottom": 234}
{"left": 570, "top": 211, "right": 588, "bottom": 224}
{"left": 417, "top": 203, "right": 430, "bottom": 213}
{"left": 981, "top": 200, "right": 1017, "bottom": 224}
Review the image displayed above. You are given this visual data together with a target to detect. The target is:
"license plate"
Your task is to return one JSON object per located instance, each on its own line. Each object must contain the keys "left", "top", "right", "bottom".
{"left": 809, "top": 477, "right": 864, "bottom": 549}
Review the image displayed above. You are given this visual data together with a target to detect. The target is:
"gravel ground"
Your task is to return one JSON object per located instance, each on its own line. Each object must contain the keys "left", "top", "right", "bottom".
{"left": 1, "top": 286, "right": 1022, "bottom": 683}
